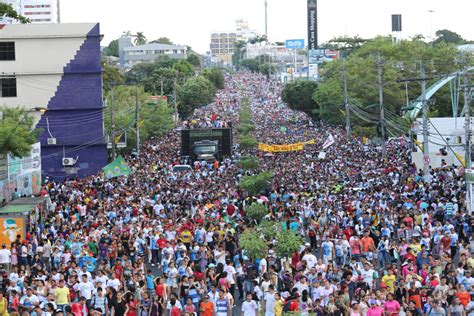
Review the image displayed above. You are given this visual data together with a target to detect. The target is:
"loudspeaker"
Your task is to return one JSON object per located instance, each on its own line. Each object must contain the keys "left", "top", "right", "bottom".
{"left": 392, "top": 14, "right": 402, "bottom": 32}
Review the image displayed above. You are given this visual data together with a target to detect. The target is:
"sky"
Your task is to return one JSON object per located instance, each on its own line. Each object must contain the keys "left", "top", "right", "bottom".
{"left": 60, "top": 0, "right": 474, "bottom": 53}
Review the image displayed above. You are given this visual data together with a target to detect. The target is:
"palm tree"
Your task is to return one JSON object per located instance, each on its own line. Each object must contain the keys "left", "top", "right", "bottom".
{"left": 134, "top": 32, "right": 147, "bottom": 45}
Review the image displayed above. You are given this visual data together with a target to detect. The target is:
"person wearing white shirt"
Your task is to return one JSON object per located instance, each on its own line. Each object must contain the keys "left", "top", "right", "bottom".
{"left": 106, "top": 276, "right": 121, "bottom": 291}
{"left": 263, "top": 285, "right": 276, "bottom": 316}
{"left": 0, "top": 244, "right": 11, "bottom": 269}
{"left": 73, "top": 275, "right": 95, "bottom": 302}
{"left": 241, "top": 293, "right": 258, "bottom": 316}
{"left": 302, "top": 250, "right": 317, "bottom": 269}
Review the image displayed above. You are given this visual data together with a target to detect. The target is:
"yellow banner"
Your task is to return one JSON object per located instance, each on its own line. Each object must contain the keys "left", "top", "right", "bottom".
{"left": 258, "top": 142, "right": 305, "bottom": 152}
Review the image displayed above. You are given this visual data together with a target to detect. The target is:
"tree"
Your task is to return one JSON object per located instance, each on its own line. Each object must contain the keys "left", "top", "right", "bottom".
{"left": 102, "top": 61, "right": 124, "bottom": 92}
{"left": 275, "top": 230, "right": 304, "bottom": 258}
{"left": 134, "top": 32, "right": 147, "bottom": 45}
{"left": 173, "top": 60, "right": 195, "bottom": 78}
{"left": 240, "top": 171, "right": 273, "bottom": 196}
{"left": 186, "top": 54, "right": 201, "bottom": 69}
{"left": 106, "top": 39, "right": 119, "bottom": 57}
{"left": 0, "top": 107, "right": 41, "bottom": 157}
{"left": 237, "top": 123, "right": 256, "bottom": 135}
{"left": 245, "top": 203, "right": 268, "bottom": 223}
{"left": 0, "top": 3, "right": 29, "bottom": 23}
{"left": 281, "top": 80, "right": 319, "bottom": 117}
{"left": 177, "top": 76, "right": 216, "bottom": 118}
{"left": 239, "top": 230, "right": 267, "bottom": 260}
{"left": 202, "top": 68, "right": 225, "bottom": 90}
{"left": 151, "top": 37, "right": 174, "bottom": 45}
{"left": 104, "top": 86, "right": 173, "bottom": 151}
{"left": 239, "top": 135, "right": 258, "bottom": 150}
{"left": 237, "top": 156, "right": 260, "bottom": 170}
{"left": 257, "top": 221, "right": 278, "bottom": 241}
{"left": 433, "top": 29, "right": 466, "bottom": 45}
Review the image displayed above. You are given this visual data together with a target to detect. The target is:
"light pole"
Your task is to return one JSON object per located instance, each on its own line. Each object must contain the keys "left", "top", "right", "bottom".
{"left": 428, "top": 10, "right": 435, "bottom": 41}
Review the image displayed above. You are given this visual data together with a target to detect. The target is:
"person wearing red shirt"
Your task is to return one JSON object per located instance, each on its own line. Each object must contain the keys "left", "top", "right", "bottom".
{"left": 114, "top": 260, "right": 124, "bottom": 281}
{"left": 71, "top": 296, "right": 88, "bottom": 316}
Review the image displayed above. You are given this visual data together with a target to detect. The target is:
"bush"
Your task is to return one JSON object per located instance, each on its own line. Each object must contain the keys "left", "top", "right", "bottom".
{"left": 239, "top": 230, "right": 268, "bottom": 260}
{"left": 275, "top": 230, "right": 304, "bottom": 258}
{"left": 237, "top": 156, "right": 260, "bottom": 170}
{"left": 240, "top": 171, "right": 273, "bottom": 196}
{"left": 245, "top": 203, "right": 268, "bottom": 223}
{"left": 239, "top": 135, "right": 258, "bottom": 150}
{"left": 237, "top": 123, "right": 256, "bottom": 134}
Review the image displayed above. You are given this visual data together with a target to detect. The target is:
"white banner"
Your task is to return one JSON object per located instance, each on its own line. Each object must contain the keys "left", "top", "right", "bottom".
{"left": 322, "top": 134, "right": 335, "bottom": 150}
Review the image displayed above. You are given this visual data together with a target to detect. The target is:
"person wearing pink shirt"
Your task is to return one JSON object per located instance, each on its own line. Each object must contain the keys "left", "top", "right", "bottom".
{"left": 366, "top": 301, "right": 384, "bottom": 316}
{"left": 383, "top": 293, "right": 401, "bottom": 316}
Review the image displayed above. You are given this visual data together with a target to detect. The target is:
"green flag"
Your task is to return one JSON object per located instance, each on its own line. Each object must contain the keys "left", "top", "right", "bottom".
{"left": 102, "top": 156, "right": 131, "bottom": 179}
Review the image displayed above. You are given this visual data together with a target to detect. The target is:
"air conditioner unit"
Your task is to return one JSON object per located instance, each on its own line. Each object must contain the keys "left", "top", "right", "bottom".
{"left": 62, "top": 158, "right": 75, "bottom": 166}
{"left": 47, "top": 138, "right": 57, "bottom": 145}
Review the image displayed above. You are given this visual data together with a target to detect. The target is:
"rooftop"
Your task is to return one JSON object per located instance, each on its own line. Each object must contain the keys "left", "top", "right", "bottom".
{"left": 124, "top": 43, "right": 187, "bottom": 51}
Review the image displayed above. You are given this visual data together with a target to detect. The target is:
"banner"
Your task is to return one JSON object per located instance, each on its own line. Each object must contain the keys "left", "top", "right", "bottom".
{"left": 307, "top": 0, "right": 317, "bottom": 50}
{"left": 0, "top": 216, "right": 25, "bottom": 247}
{"left": 322, "top": 134, "right": 335, "bottom": 150}
{"left": 102, "top": 156, "right": 131, "bottom": 179}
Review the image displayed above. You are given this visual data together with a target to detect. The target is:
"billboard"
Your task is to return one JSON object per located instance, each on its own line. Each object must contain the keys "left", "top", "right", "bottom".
{"left": 285, "top": 39, "right": 305, "bottom": 49}
{"left": 307, "top": 0, "right": 317, "bottom": 51}
{"left": 8, "top": 142, "right": 41, "bottom": 197}
{"left": 0, "top": 216, "right": 26, "bottom": 247}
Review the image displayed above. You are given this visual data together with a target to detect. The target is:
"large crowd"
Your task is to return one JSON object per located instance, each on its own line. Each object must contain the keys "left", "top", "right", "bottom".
{"left": 0, "top": 72, "right": 472, "bottom": 316}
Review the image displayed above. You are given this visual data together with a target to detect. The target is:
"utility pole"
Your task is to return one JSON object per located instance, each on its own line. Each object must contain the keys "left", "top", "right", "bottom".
{"left": 160, "top": 79, "right": 164, "bottom": 96}
{"left": 377, "top": 54, "right": 387, "bottom": 160}
{"left": 343, "top": 59, "right": 350, "bottom": 137}
{"left": 110, "top": 88, "right": 116, "bottom": 160}
{"left": 420, "top": 61, "right": 430, "bottom": 183}
{"left": 173, "top": 75, "right": 178, "bottom": 122}
{"left": 135, "top": 85, "right": 140, "bottom": 156}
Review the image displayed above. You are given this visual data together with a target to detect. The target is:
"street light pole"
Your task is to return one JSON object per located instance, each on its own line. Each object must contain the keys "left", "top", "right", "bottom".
{"left": 135, "top": 85, "right": 140, "bottom": 156}
{"left": 110, "top": 88, "right": 116, "bottom": 160}
{"left": 463, "top": 69, "right": 472, "bottom": 212}
{"left": 420, "top": 61, "right": 430, "bottom": 182}
{"left": 264, "top": 0, "right": 268, "bottom": 38}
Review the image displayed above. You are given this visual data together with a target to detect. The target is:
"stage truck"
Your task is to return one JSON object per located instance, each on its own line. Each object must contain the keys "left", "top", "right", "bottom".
{"left": 180, "top": 125, "right": 233, "bottom": 162}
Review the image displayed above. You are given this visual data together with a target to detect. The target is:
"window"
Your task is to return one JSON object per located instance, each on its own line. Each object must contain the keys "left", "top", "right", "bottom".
{"left": 0, "top": 42, "right": 15, "bottom": 61}
{"left": 1, "top": 77, "right": 17, "bottom": 97}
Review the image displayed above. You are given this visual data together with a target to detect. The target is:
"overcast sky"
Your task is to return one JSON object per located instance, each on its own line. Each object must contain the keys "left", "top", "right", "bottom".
{"left": 61, "top": 0, "right": 474, "bottom": 53}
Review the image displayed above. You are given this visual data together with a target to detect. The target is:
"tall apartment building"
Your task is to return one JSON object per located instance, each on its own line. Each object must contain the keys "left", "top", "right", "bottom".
{"left": 209, "top": 19, "right": 258, "bottom": 65}
{"left": 0, "top": 0, "right": 58, "bottom": 24}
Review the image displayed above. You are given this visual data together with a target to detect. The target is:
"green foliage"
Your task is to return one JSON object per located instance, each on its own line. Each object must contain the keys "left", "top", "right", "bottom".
{"left": 134, "top": 32, "right": 147, "bottom": 45}
{"left": 186, "top": 54, "right": 201, "bottom": 68}
{"left": 239, "top": 135, "right": 258, "bottom": 150}
{"left": 0, "top": 107, "right": 41, "bottom": 157}
{"left": 352, "top": 126, "right": 376, "bottom": 138}
{"left": 275, "top": 230, "right": 304, "bottom": 258}
{"left": 314, "top": 36, "right": 474, "bottom": 133}
{"left": 173, "top": 60, "right": 195, "bottom": 78}
{"left": 240, "top": 171, "right": 273, "bottom": 196}
{"left": 106, "top": 39, "right": 119, "bottom": 57}
{"left": 151, "top": 37, "right": 174, "bottom": 44}
{"left": 232, "top": 40, "right": 247, "bottom": 67}
{"left": 102, "top": 61, "right": 124, "bottom": 92}
{"left": 202, "top": 68, "right": 225, "bottom": 90}
{"left": 239, "top": 230, "right": 267, "bottom": 260}
{"left": 433, "top": 29, "right": 466, "bottom": 45}
{"left": 257, "top": 221, "right": 278, "bottom": 241}
{"left": 177, "top": 76, "right": 216, "bottom": 118}
{"left": 245, "top": 203, "right": 268, "bottom": 223}
{"left": 104, "top": 86, "right": 173, "bottom": 151}
{"left": 0, "top": 3, "right": 29, "bottom": 23}
{"left": 237, "top": 156, "right": 260, "bottom": 170}
{"left": 281, "top": 80, "right": 319, "bottom": 116}
{"left": 237, "top": 123, "right": 256, "bottom": 134}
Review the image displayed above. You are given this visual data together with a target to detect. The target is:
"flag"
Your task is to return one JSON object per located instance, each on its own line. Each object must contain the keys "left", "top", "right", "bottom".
{"left": 322, "top": 134, "right": 335, "bottom": 150}
{"left": 102, "top": 156, "right": 131, "bottom": 179}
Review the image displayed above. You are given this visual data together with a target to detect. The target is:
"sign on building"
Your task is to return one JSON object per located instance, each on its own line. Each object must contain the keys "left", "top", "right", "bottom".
{"left": 285, "top": 39, "right": 305, "bottom": 49}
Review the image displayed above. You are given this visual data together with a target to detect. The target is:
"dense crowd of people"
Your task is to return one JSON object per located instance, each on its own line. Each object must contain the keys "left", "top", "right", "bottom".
{"left": 0, "top": 72, "right": 472, "bottom": 316}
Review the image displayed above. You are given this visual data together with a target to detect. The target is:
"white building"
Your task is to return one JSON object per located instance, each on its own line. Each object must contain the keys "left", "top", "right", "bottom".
{"left": 0, "top": 0, "right": 58, "bottom": 24}
{"left": 122, "top": 42, "right": 187, "bottom": 67}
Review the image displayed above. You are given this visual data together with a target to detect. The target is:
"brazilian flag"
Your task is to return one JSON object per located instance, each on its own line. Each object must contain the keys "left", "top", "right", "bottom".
{"left": 102, "top": 156, "right": 131, "bottom": 179}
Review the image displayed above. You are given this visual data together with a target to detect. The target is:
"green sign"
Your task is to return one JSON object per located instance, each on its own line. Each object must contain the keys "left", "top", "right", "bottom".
{"left": 102, "top": 156, "right": 131, "bottom": 179}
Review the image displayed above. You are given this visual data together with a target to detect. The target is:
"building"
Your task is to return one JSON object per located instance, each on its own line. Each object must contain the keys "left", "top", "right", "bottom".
{"left": 210, "top": 19, "right": 258, "bottom": 65}
{"left": 0, "top": 23, "right": 107, "bottom": 180}
{"left": 0, "top": 0, "right": 59, "bottom": 24}
{"left": 120, "top": 41, "right": 187, "bottom": 68}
